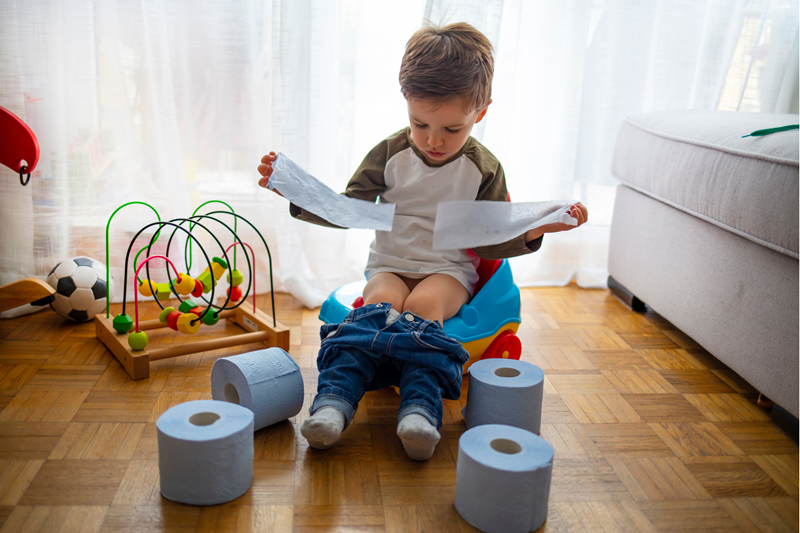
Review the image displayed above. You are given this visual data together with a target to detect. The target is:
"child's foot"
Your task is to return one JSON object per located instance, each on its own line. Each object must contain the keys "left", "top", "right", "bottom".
{"left": 300, "top": 407, "right": 345, "bottom": 449}
{"left": 397, "top": 414, "right": 440, "bottom": 461}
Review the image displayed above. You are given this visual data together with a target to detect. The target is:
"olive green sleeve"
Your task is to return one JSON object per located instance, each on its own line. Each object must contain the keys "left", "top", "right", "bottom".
{"left": 289, "top": 130, "right": 409, "bottom": 228}
{"left": 466, "top": 146, "right": 544, "bottom": 260}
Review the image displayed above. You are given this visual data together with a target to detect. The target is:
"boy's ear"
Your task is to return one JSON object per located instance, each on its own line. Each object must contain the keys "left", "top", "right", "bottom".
{"left": 474, "top": 99, "right": 492, "bottom": 124}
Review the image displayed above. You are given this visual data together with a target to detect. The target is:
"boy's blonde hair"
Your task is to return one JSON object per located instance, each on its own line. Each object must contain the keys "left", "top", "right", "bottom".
{"left": 399, "top": 22, "right": 494, "bottom": 112}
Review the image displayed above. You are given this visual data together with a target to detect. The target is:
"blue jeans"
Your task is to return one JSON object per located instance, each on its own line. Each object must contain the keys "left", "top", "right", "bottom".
{"left": 310, "top": 303, "right": 469, "bottom": 429}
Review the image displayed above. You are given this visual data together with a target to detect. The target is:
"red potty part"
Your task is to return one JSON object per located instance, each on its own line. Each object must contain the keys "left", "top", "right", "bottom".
{"left": 0, "top": 107, "right": 39, "bottom": 175}
{"left": 481, "top": 330, "right": 522, "bottom": 360}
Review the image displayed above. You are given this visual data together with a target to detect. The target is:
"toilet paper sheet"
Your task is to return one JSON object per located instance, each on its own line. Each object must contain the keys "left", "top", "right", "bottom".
{"left": 269, "top": 153, "right": 395, "bottom": 231}
{"left": 463, "top": 359, "right": 545, "bottom": 434}
{"left": 455, "top": 424, "right": 554, "bottom": 533}
{"left": 157, "top": 399, "right": 254, "bottom": 506}
{"left": 211, "top": 347, "right": 304, "bottom": 431}
{"left": 432, "top": 200, "right": 576, "bottom": 250}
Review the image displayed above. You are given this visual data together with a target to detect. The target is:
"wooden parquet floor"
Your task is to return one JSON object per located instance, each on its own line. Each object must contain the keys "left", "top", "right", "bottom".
{"left": 0, "top": 285, "right": 796, "bottom": 532}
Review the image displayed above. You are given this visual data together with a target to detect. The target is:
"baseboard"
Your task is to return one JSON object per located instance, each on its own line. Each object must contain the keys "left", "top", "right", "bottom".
{"left": 771, "top": 403, "right": 799, "bottom": 444}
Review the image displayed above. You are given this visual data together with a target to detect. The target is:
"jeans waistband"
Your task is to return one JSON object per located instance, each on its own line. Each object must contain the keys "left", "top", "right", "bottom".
{"left": 344, "top": 302, "right": 444, "bottom": 335}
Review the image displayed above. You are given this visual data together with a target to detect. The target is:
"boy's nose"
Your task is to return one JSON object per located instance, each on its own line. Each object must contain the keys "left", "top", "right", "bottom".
{"left": 428, "top": 135, "right": 443, "bottom": 148}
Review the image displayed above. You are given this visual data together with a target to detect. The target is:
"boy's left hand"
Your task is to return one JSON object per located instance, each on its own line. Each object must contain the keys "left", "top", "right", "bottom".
{"left": 565, "top": 202, "right": 588, "bottom": 227}
{"left": 525, "top": 203, "right": 588, "bottom": 243}
{"left": 541, "top": 202, "right": 588, "bottom": 233}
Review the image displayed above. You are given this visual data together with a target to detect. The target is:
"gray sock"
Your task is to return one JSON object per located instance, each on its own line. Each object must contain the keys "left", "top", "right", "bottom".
{"left": 397, "top": 413, "right": 440, "bottom": 461}
{"left": 300, "top": 407, "right": 345, "bottom": 449}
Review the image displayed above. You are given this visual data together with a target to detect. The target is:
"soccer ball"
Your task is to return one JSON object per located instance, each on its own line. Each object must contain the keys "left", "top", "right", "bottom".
{"left": 46, "top": 256, "right": 115, "bottom": 322}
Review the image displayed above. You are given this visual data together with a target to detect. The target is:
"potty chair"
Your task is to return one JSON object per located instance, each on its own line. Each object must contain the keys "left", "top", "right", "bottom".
{"left": 319, "top": 257, "right": 522, "bottom": 372}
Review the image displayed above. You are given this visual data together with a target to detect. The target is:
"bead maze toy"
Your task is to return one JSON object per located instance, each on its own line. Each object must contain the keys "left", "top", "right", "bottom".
{"left": 95, "top": 201, "right": 289, "bottom": 380}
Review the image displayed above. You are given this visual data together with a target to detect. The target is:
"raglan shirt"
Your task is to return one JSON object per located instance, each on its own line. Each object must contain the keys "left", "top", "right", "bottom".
{"left": 290, "top": 128, "right": 543, "bottom": 295}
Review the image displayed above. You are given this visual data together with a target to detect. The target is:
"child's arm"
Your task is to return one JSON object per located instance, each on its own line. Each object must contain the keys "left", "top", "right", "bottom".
{"left": 256, "top": 141, "right": 390, "bottom": 229}
{"left": 523, "top": 202, "right": 588, "bottom": 242}
{"left": 470, "top": 162, "right": 542, "bottom": 260}
{"left": 469, "top": 162, "right": 588, "bottom": 260}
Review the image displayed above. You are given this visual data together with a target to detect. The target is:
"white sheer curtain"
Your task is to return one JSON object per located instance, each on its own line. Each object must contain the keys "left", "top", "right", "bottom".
{"left": 1, "top": 0, "right": 797, "bottom": 314}
{"left": 426, "top": 0, "right": 798, "bottom": 288}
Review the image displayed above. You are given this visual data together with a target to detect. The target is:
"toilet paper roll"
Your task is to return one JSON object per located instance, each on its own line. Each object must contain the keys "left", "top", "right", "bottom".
{"left": 455, "top": 424, "right": 554, "bottom": 533}
{"left": 463, "top": 359, "right": 544, "bottom": 434}
{"left": 211, "top": 347, "right": 304, "bottom": 431}
{"left": 157, "top": 399, "right": 254, "bottom": 506}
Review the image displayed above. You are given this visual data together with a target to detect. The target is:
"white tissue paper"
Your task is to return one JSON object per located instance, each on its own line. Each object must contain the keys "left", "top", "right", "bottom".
{"left": 432, "top": 200, "right": 576, "bottom": 250}
{"left": 463, "top": 359, "right": 545, "bottom": 434}
{"left": 157, "top": 399, "right": 254, "bottom": 506}
{"left": 456, "top": 424, "right": 554, "bottom": 533}
{"left": 211, "top": 348, "right": 304, "bottom": 431}
{"left": 269, "top": 153, "right": 395, "bottom": 231}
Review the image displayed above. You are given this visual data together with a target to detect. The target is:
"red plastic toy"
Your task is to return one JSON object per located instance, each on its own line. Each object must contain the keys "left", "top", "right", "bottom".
{"left": 0, "top": 107, "right": 39, "bottom": 186}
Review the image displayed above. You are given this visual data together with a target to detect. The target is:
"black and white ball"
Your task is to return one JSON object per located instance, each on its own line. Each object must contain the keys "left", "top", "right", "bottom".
{"left": 46, "top": 257, "right": 115, "bottom": 322}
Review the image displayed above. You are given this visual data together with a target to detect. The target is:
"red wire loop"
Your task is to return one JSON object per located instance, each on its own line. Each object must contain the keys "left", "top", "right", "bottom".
{"left": 133, "top": 255, "right": 182, "bottom": 332}
{"left": 225, "top": 242, "right": 256, "bottom": 313}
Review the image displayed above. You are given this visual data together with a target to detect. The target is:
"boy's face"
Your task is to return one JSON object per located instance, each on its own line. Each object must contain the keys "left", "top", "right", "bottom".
{"left": 407, "top": 98, "right": 491, "bottom": 164}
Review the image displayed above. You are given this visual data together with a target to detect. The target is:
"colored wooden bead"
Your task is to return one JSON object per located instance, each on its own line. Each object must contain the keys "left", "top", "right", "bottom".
{"left": 227, "top": 269, "right": 244, "bottom": 287}
{"left": 189, "top": 307, "right": 203, "bottom": 317}
{"left": 175, "top": 274, "right": 195, "bottom": 296}
{"left": 155, "top": 283, "right": 172, "bottom": 301}
{"left": 211, "top": 262, "right": 226, "bottom": 280}
{"left": 177, "top": 313, "right": 201, "bottom": 334}
{"left": 112, "top": 314, "right": 133, "bottom": 334}
{"left": 197, "top": 270, "right": 214, "bottom": 293}
{"left": 201, "top": 310, "right": 220, "bottom": 326}
{"left": 228, "top": 285, "right": 243, "bottom": 301}
{"left": 159, "top": 307, "right": 175, "bottom": 324}
{"left": 167, "top": 310, "right": 182, "bottom": 331}
{"left": 178, "top": 300, "right": 197, "bottom": 313}
{"left": 138, "top": 279, "right": 155, "bottom": 297}
{"left": 191, "top": 279, "right": 204, "bottom": 297}
{"left": 212, "top": 256, "right": 228, "bottom": 269}
{"left": 128, "top": 331, "right": 149, "bottom": 351}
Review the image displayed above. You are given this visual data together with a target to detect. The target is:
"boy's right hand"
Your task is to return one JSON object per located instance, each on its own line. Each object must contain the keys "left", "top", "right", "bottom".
{"left": 257, "top": 151, "right": 283, "bottom": 197}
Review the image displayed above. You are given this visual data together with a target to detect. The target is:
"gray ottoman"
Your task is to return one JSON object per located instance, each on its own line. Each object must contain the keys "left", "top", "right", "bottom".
{"left": 608, "top": 110, "right": 799, "bottom": 419}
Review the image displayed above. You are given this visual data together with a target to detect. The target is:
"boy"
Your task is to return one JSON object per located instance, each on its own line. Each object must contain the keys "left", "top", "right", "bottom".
{"left": 258, "top": 22, "right": 587, "bottom": 460}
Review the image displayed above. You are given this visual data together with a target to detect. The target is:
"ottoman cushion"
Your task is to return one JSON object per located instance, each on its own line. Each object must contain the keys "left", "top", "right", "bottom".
{"left": 612, "top": 110, "right": 799, "bottom": 258}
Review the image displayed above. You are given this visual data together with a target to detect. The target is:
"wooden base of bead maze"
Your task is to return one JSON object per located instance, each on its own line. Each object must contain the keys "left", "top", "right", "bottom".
{"left": 96, "top": 305, "right": 290, "bottom": 380}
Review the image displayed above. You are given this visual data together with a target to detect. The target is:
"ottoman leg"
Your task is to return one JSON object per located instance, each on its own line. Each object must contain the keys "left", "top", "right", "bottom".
{"left": 608, "top": 275, "right": 646, "bottom": 312}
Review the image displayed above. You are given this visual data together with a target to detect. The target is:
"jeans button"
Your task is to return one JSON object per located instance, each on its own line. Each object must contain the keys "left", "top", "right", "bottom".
{"left": 404, "top": 313, "right": 414, "bottom": 322}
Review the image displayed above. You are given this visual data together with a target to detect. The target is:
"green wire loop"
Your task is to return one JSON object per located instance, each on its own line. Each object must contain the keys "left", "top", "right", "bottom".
{"left": 187, "top": 201, "right": 237, "bottom": 271}
{"left": 105, "top": 202, "right": 161, "bottom": 318}
{"left": 201, "top": 210, "right": 277, "bottom": 327}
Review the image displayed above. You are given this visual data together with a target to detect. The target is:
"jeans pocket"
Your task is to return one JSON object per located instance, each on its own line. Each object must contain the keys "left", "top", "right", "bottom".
{"left": 320, "top": 323, "right": 344, "bottom": 342}
{"left": 448, "top": 363, "right": 463, "bottom": 387}
{"left": 411, "top": 331, "right": 442, "bottom": 351}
